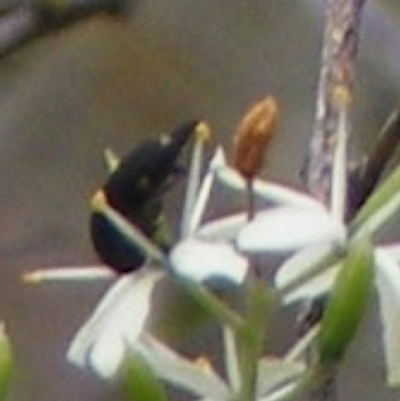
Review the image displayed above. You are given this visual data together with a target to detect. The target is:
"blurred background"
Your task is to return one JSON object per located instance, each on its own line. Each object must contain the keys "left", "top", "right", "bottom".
{"left": 0, "top": 0, "right": 399, "bottom": 400}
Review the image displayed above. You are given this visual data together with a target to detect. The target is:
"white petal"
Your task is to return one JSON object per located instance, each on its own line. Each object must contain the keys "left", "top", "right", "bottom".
{"left": 216, "top": 165, "right": 320, "bottom": 208}
{"left": 282, "top": 266, "right": 338, "bottom": 305}
{"left": 186, "top": 148, "right": 224, "bottom": 236}
{"left": 23, "top": 265, "right": 115, "bottom": 283}
{"left": 237, "top": 206, "right": 345, "bottom": 253}
{"left": 275, "top": 243, "right": 339, "bottom": 304}
{"left": 378, "top": 243, "right": 400, "bottom": 264}
{"left": 211, "top": 146, "right": 228, "bottom": 168}
{"left": 257, "top": 358, "right": 305, "bottom": 398}
{"left": 67, "top": 269, "right": 163, "bottom": 378}
{"left": 375, "top": 249, "right": 400, "bottom": 386}
{"left": 330, "top": 105, "right": 348, "bottom": 223}
{"left": 87, "top": 327, "right": 125, "bottom": 378}
{"left": 257, "top": 381, "right": 299, "bottom": 401}
{"left": 196, "top": 213, "right": 248, "bottom": 241}
{"left": 169, "top": 239, "right": 248, "bottom": 286}
{"left": 136, "top": 335, "right": 230, "bottom": 400}
{"left": 181, "top": 126, "right": 208, "bottom": 237}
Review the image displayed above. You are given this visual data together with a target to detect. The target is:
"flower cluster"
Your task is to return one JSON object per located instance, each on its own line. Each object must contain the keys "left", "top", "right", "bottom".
{"left": 24, "top": 97, "right": 400, "bottom": 400}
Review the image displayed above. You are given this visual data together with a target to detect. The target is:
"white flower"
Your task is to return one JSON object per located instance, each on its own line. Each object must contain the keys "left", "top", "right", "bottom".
{"left": 170, "top": 146, "right": 344, "bottom": 287}
{"left": 213, "top": 160, "right": 346, "bottom": 254}
{"left": 67, "top": 269, "right": 163, "bottom": 378}
{"left": 26, "top": 118, "right": 400, "bottom": 389}
{"left": 130, "top": 333, "right": 306, "bottom": 401}
{"left": 24, "top": 136, "right": 249, "bottom": 378}
{"left": 201, "top": 144, "right": 400, "bottom": 387}
{"left": 217, "top": 155, "right": 400, "bottom": 387}
{"left": 274, "top": 243, "right": 400, "bottom": 387}
{"left": 62, "top": 200, "right": 169, "bottom": 378}
{"left": 169, "top": 147, "right": 249, "bottom": 287}
{"left": 25, "top": 221, "right": 167, "bottom": 379}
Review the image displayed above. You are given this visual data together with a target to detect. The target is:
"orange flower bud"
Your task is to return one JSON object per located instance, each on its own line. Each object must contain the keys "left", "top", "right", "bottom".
{"left": 232, "top": 97, "right": 278, "bottom": 179}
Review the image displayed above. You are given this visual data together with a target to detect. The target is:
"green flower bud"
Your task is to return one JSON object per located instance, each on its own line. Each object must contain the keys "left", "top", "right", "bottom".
{"left": 0, "top": 324, "right": 13, "bottom": 401}
{"left": 317, "top": 238, "right": 374, "bottom": 364}
{"left": 119, "top": 353, "right": 167, "bottom": 401}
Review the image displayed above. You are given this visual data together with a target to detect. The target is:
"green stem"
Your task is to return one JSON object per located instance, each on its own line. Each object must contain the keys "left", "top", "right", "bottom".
{"left": 235, "top": 280, "right": 275, "bottom": 401}
{"left": 182, "top": 282, "right": 244, "bottom": 329}
{"left": 222, "top": 325, "right": 241, "bottom": 392}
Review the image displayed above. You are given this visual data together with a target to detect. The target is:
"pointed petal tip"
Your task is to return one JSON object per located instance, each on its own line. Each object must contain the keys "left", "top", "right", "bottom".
{"left": 66, "top": 271, "right": 163, "bottom": 379}
{"left": 22, "top": 266, "right": 115, "bottom": 283}
{"left": 67, "top": 334, "right": 124, "bottom": 379}
{"left": 22, "top": 271, "right": 42, "bottom": 284}
{"left": 212, "top": 147, "right": 227, "bottom": 168}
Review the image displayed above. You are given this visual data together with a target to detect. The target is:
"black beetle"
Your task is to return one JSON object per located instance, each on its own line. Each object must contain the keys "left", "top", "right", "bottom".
{"left": 90, "top": 120, "right": 200, "bottom": 274}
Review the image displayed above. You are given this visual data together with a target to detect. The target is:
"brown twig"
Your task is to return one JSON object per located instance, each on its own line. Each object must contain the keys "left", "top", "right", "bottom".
{"left": 347, "top": 107, "right": 400, "bottom": 219}
{"left": 0, "top": 7, "right": 38, "bottom": 55}
{"left": 0, "top": 0, "right": 131, "bottom": 56}
{"left": 303, "top": 0, "right": 367, "bottom": 206}
{"left": 302, "top": 1, "right": 368, "bottom": 400}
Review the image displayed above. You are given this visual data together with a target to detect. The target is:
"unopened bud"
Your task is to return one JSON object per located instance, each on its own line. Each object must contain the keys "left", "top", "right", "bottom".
{"left": 317, "top": 238, "right": 373, "bottom": 365}
{"left": 232, "top": 97, "right": 278, "bottom": 179}
{"left": 0, "top": 324, "right": 13, "bottom": 400}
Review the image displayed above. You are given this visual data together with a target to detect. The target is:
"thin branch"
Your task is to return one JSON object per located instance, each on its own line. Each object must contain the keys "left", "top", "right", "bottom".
{"left": 347, "top": 107, "right": 400, "bottom": 219}
{"left": 0, "top": 8, "right": 37, "bottom": 54}
{"left": 302, "top": 1, "right": 368, "bottom": 400}
{"left": 304, "top": 0, "right": 367, "bottom": 206}
{"left": 0, "top": 0, "right": 132, "bottom": 56}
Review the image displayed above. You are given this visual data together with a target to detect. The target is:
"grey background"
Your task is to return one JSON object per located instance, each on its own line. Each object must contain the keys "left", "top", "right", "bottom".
{"left": 0, "top": 0, "right": 399, "bottom": 400}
